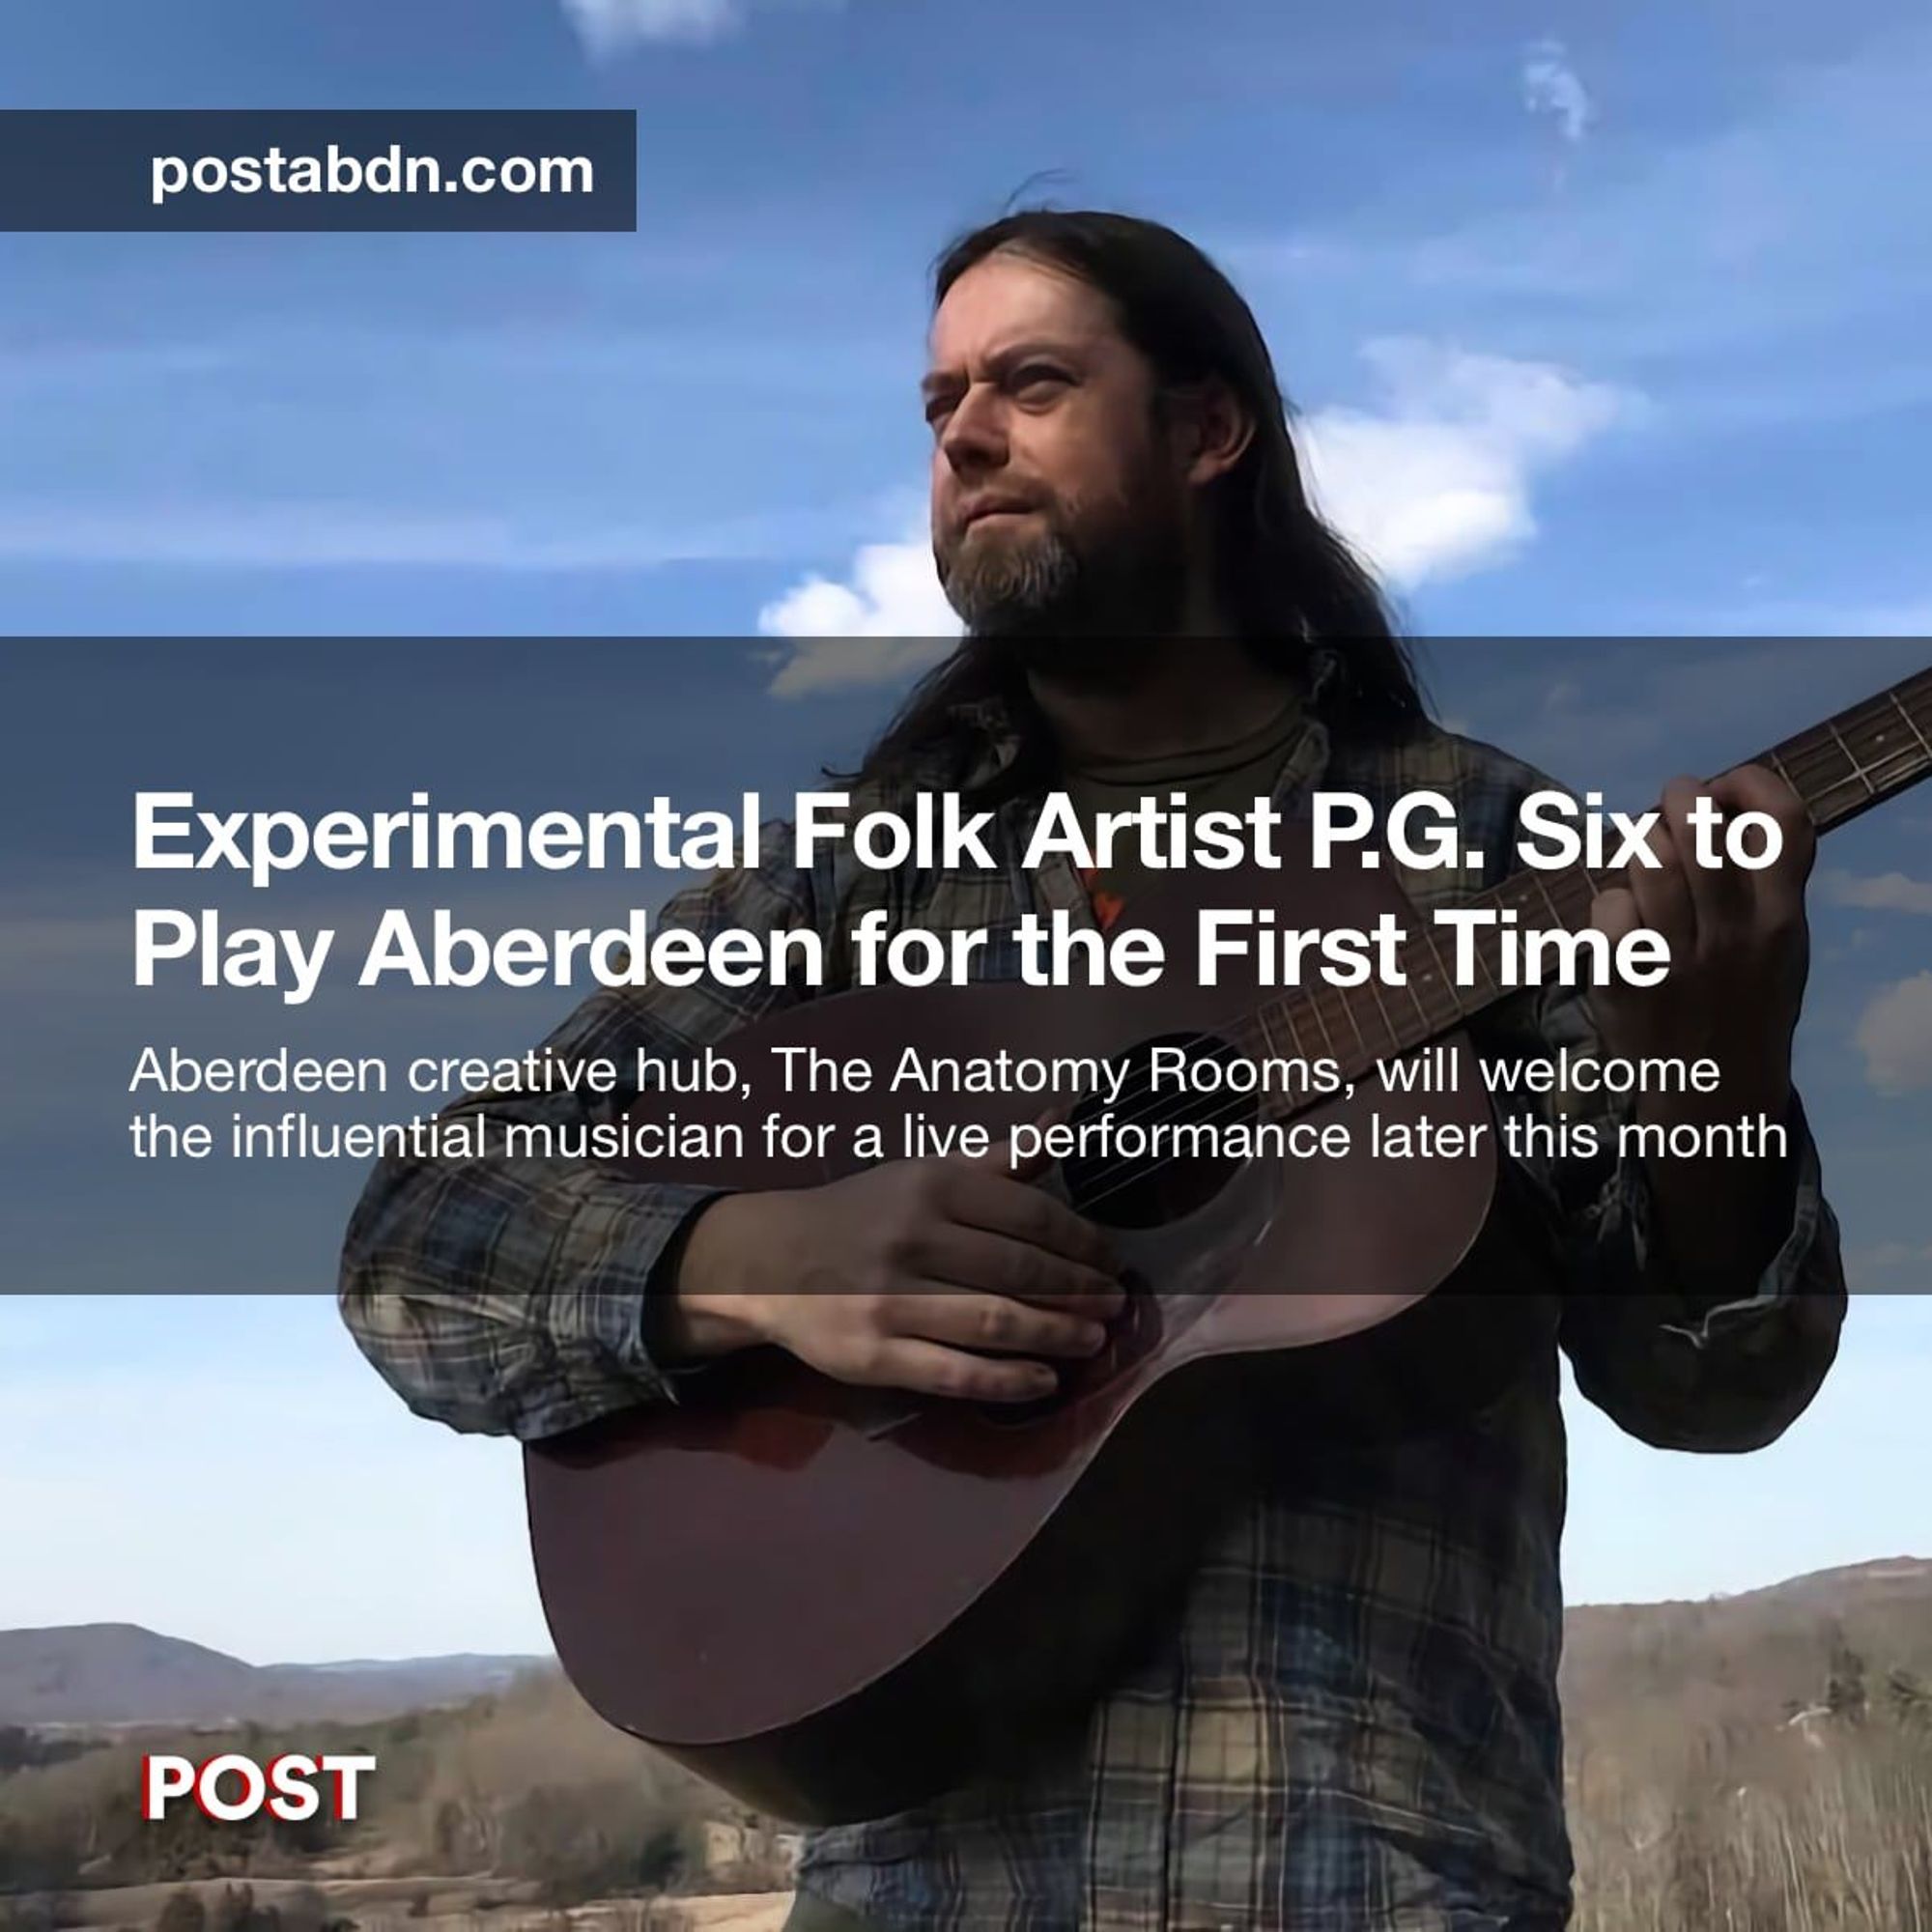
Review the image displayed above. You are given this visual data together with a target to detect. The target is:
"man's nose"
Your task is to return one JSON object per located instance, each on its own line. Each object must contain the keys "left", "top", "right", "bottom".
{"left": 938, "top": 384, "right": 1008, "bottom": 472}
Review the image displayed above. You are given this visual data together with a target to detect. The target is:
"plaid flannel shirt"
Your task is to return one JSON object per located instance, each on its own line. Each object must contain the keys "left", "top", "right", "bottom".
{"left": 339, "top": 688, "right": 1845, "bottom": 1932}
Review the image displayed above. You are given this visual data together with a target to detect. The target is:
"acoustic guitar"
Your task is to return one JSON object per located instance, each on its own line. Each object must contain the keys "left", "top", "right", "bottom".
{"left": 525, "top": 665, "right": 1930, "bottom": 1824}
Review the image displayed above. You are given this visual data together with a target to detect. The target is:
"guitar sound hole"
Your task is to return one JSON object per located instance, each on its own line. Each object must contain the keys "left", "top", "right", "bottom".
{"left": 1060, "top": 1031, "right": 1256, "bottom": 1230}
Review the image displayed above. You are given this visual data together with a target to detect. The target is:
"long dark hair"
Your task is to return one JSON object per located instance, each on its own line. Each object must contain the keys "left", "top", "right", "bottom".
{"left": 850, "top": 208, "right": 1425, "bottom": 794}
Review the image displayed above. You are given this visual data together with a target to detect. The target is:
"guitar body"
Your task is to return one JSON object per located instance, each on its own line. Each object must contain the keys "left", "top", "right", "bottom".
{"left": 525, "top": 832, "right": 1537, "bottom": 1822}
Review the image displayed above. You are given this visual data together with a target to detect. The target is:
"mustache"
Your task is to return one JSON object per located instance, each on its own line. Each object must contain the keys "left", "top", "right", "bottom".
{"left": 942, "top": 492, "right": 1053, "bottom": 540}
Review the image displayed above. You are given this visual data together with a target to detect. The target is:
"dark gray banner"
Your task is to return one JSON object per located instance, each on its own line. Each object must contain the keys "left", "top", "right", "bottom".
{"left": 0, "top": 109, "right": 637, "bottom": 232}
{"left": 1, "top": 637, "right": 1925, "bottom": 1302}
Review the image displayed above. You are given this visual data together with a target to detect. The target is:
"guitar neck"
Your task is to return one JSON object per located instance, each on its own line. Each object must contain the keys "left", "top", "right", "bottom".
{"left": 1236, "top": 666, "right": 1932, "bottom": 1091}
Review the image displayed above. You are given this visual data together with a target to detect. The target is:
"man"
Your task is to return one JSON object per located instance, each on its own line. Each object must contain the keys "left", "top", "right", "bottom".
{"left": 340, "top": 211, "right": 1845, "bottom": 1931}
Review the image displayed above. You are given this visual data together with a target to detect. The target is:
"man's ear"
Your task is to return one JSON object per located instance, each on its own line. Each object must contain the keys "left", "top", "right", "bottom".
{"left": 1169, "top": 377, "right": 1254, "bottom": 488}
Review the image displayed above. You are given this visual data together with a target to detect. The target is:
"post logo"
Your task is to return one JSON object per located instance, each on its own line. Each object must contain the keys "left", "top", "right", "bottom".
{"left": 141, "top": 1753, "right": 376, "bottom": 1822}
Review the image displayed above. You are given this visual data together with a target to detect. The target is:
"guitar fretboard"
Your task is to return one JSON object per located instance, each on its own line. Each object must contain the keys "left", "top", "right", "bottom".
{"left": 1230, "top": 666, "right": 1932, "bottom": 1098}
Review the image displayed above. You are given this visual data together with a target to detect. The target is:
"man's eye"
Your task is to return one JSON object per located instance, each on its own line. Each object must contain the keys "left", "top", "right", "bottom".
{"left": 1012, "top": 366, "right": 1068, "bottom": 398}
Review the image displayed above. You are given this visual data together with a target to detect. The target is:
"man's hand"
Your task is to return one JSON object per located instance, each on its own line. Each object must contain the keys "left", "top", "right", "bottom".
{"left": 659, "top": 1124, "right": 1125, "bottom": 1402}
{"left": 1587, "top": 765, "right": 1816, "bottom": 1118}
{"left": 1585, "top": 763, "right": 1817, "bottom": 1299}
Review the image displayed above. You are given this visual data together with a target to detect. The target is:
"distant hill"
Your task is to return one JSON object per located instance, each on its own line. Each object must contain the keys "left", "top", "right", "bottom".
{"left": 1557, "top": 1557, "right": 1932, "bottom": 1928}
{"left": 8, "top": 1559, "right": 1927, "bottom": 1730}
{"left": 1561, "top": 1554, "right": 1932, "bottom": 1719}
{"left": 0, "top": 1623, "right": 548, "bottom": 1726}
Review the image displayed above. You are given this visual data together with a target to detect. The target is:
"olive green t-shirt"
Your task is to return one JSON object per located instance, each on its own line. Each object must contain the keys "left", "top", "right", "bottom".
{"left": 1058, "top": 691, "right": 1308, "bottom": 927}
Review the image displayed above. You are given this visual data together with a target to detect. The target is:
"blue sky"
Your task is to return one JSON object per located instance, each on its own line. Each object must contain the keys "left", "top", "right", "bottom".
{"left": 0, "top": 1, "right": 1928, "bottom": 1660}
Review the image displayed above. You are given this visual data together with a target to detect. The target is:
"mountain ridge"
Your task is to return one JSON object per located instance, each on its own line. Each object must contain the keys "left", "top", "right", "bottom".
{"left": 8, "top": 1551, "right": 1926, "bottom": 1728}
{"left": 0, "top": 1622, "right": 546, "bottom": 1726}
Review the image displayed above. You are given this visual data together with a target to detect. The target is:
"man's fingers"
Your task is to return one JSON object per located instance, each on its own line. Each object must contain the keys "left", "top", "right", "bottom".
{"left": 890, "top": 1285, "right": 1111, "bottom": 1357}
{"left": 1711, "top": 763, "right": 1817, "bottom": 924}
{"left": 1714, "top": 761, "right": 1816, "bottom": 860}
{"left": 1625, "top": 778, "right": 1700, "bottom": 957}
{"left": 859, "top": 1336, "right": 1062, "bottom": 1404}
{"left": 961, "top": 1103, "right": 1065, "bottom": 1180}
{"left": 913, "top": 1227, "right": 1124, "bottom": 1312}
{"left": 946, "top": 1163, "right": 1121, "bottom": 1275}
{"left": 1588, "top": 883, "right": 1644, "bottom": 947}
{"left": 948, "top": 1104, "right": 1121, "bottom": 1274}
{"left": 1667, "top": 776, "right": 1753, "bottom": 954}
{"left": 1007, "top": 1111, "right": 1060, "bottom": 1181}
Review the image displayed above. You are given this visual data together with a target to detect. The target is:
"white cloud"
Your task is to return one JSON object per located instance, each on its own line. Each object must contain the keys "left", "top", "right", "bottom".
{"left": 1823, "top": 869, "right": 1932, "bottom": 916}
{"left": 753, "top": 340, "right": 1633, "bottom": 695}
{"left": 756, "top": 525, "right": 960, "bottom": 696}
{"left": 1857, "top": 971, "right": 1932, "bottom": 1094}
{"left": 757, "top": 526, "right": 958, "bottom": 640}
{"left": 559, "top": 0, "right": 842, "bottom": 54}
{"left": 1295, "top": 338, "right": 1632, "bottom": 586}
{"left": 764, "top": 634, "right": 955, "bottom": 697}
{"left": 1522, "top": 37, "right": 1594, "bottom": 146}
{"left": 559, "top": 0, "right": 743, "bottom": 53}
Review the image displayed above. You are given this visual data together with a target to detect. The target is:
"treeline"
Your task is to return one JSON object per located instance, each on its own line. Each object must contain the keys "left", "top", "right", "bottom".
{"left": 154, "top": 1885, "right": 345, "bottom": 1932}
{"left": 0, "top": 1737, "right": 90, "bottom": 1780}
{"left": 1569, "top": 1631, "right": 1932, "bottom": 1929}
{"left": 0, "top": 1677, "right": 714, "bottom": 1908}
{"left": 0, "top": 1719, "right": 366, "bottom": 1894}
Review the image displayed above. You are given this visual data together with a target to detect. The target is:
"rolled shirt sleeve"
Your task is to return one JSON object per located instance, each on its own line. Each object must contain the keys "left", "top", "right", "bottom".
{"left": 1489, "top": 963, "right": 1847, "bottom": 1454}
{"left": 338, "top": 827, "right": 824, "bottom": 1441}
{"left": 1558, "top": 1092, "right": 1846, "bottom": 1452}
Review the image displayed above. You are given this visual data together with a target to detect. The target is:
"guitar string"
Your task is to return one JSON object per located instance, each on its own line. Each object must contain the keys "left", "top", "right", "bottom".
{"left": 980, "top": 676, "right": 1932, "bottom": 1221}
{"left": 892, "top": 680, "right": 1932, "bottom": 1227}
{"left": 1035, "top": 724, "right": 1925, "bottom": 1217}
{"left": 1059, "top": 668, "right": 1932, "bottom": 1194}
{"left": 649, "top": 677, "right": 1929, "bottom": 1235}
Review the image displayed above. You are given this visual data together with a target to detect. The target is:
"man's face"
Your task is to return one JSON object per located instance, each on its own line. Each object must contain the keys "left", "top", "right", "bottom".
{"left": 924, "top": 250, "right": 1189, "bottom": 640}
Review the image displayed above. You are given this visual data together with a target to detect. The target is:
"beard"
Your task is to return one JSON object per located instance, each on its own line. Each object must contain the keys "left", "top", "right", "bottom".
{"left": 933, "top": 476, "right": 1191, "bottom": 677}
